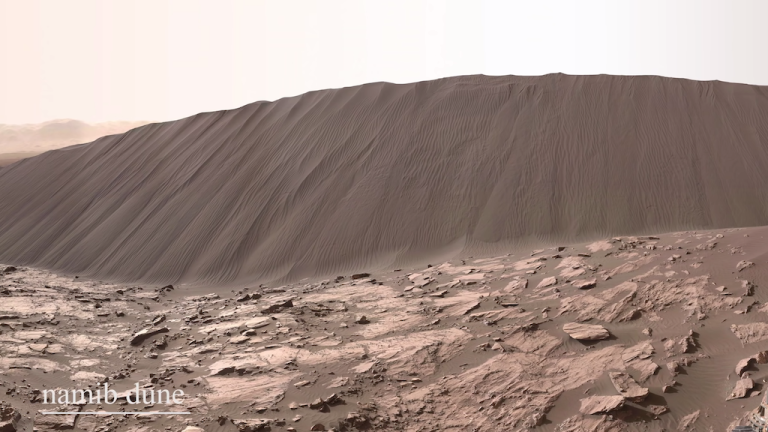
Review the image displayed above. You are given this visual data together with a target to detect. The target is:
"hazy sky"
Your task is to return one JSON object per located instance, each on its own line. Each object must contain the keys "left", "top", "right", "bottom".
{"left": 2, "top": 0, "right": 767, "bottom": 124}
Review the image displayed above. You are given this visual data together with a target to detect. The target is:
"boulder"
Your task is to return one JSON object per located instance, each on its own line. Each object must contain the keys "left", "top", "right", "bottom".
{"left": 735, "top": 357, "right": 756, "bottom": 376}
{"left": 667, "top": 361, "right": 681, "bottom": 376}
{"left": 727, "top": 376, "right": 755, "bottom": 400}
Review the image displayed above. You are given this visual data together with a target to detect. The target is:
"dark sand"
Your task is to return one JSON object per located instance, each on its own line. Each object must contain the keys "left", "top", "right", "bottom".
{"left": 1, "top": 75, "right": 768, "bottom": 285}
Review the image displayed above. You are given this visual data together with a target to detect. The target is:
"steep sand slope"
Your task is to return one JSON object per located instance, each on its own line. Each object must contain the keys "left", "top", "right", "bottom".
{"left": 0, "top": 74, "right": 767, "bottom": 284}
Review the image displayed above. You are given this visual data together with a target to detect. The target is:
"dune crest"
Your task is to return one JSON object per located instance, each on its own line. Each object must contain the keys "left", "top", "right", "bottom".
{"left": 0, "top": 74, "right": 767, "bottom": 284}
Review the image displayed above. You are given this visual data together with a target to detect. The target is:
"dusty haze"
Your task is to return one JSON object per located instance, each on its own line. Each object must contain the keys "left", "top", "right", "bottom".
{"left": 0, "top": 119, "right": 150, "bottom": 166}
{"left": 0, "top": 74, "right": 767, "bottom": 284}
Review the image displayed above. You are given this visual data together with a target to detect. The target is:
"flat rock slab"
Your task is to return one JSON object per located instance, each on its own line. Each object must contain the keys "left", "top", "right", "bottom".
{"left": 245, "top": 317, "right": 271, "bottom": 329}
{"left": 609, "top": 371, "right": 649, "bottom": 402}
{"left": 579, "top": 395, "right": 625, "bottom": 415}
{"left": 130, "top": 326, "right": 169, "bottom": 346}
{"left": 563, "top": 322, "right": 610, "bottom": 340}
{"left": 536, "top": 276, "right": 557, "bottom": 289}
{"left": 231, "top": 418, "right": 273, "bottom": 431}
{"left": 34, "top": 405, "right": 81, "bottom": 430}
{"left": 572, "top": 278, "right": 597, "bottom": 290}
{"left": 731, "top": 323, "right": 768, "bottom": 344}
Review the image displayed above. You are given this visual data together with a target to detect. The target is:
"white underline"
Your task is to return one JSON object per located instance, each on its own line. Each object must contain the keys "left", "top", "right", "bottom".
{"left": 41, "top": 412, "right": 191, "bottom": 415}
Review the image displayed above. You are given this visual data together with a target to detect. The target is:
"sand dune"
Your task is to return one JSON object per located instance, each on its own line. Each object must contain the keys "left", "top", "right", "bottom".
{"left": 1, "top": 74, "right": 768, "bottom": 284}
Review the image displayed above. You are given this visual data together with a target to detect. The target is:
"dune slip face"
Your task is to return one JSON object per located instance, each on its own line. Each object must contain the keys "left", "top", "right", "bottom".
{"left": 1, "top": 74, "right": 768, "bottom": 284}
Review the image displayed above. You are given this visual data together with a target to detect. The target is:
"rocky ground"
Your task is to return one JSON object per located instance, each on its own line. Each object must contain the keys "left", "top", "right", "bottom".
{"left": 2, "top": 227, "right": 768, "bottom": 432}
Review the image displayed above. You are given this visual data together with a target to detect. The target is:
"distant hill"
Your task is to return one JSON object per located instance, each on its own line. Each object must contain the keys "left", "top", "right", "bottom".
{"left": 0, "top": 119, "right": 150, "bottom": 166}
{"left": 0, "top": 74, "right": 767, "bottom": 284}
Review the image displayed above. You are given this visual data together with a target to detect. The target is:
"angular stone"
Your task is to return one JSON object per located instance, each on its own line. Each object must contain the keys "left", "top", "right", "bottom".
{"left": 727, "top": 377, "right": 754, "bottom": 400}
{"left": 742, "top": 280, "right": 755, "bottom": 296}
{"left": 648, "top": 405, "right": 668, "bottom": 416}
{"left": 735, "top": 357, "right": 756, "bottom": 376}
{"left": 667, "top": 361, "right": 681, "bottom": 376}
{"left": 678, "top": 410, "right": 700, "bottom": 430}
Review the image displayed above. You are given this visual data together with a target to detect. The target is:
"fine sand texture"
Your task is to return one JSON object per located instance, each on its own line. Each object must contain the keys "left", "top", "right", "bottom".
{"left": 1, "top": 74, "right": 768, "bottom": 284}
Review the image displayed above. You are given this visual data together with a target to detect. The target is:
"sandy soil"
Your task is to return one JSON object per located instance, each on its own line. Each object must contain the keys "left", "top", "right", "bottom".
{"left": 1, "top": 75, "right": 768, "bottom": 285}
{"left": 2, "top": 226, "right": 768, "bottom": 431}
